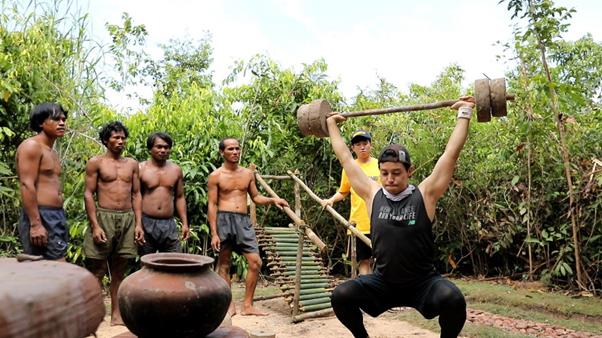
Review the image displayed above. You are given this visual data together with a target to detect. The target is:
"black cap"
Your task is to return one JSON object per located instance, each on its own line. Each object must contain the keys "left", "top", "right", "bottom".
{"left": 378, "top": 144, "right": 411, "bottom": 167}
{"left": 350, "top": 129, "right": 372, "bottom": 144}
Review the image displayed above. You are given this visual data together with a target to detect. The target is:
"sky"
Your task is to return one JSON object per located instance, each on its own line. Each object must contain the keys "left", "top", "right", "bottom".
{"left": 69, "top": 0, "right": 602, "bottom": 110}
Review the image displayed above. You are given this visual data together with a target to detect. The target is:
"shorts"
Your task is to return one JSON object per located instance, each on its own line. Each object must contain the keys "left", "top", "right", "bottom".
{"left": 84, "top": 207, "right": 137, "bottom": 259}
{"left": 338, "top": 272, "right": 464, "bottom": 319}
{"left": 217, "top": 211, "right": 258, "bottom": 253}
{"left": 139, "top": 214, "right": 180, "bottom": 255}
{"left": 18, "top": 207, "right": 68, "bottom": 260}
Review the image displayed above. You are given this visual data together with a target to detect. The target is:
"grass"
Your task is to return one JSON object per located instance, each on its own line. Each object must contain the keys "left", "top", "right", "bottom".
{"left": 454, "top": 279, "right": 602, "bottom": 318}
{"left": 398, "top": 278, "right": 602, "bottom": 337}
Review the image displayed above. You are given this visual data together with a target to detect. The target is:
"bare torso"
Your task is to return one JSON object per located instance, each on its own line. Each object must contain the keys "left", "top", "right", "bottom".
{"left": 139, "top": 160, "right": 181, "bottom": 218}
{"left": 16, "top": 138, "right": 63, "bottom": 207}
{"left": 215, "top": 166, "right": 253, "bottom": 214}
{"left": 93, "top": 155, "right": 138, "bottom": 210}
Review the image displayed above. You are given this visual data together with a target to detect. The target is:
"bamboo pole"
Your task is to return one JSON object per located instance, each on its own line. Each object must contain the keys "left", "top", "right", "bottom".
{"left": 292, "top": 224, "right": 304, "bottom": 317}
{"left": 351, "top": 223, "right": 357, "bottom": 279}
{"left": 254, "top": 293, "right": 291, "bottom": 301}
{"left": 286, "top": 170, "right": 372, "bottom": 248}
{"left": 255, "top": 173, "right": 327, "bottom": 252}
{"left": 261, "top": 175, "right": 292, "bottom": 180}
{"left": 294, "top": 169, "right": 301, "bottom": 218}
{"left": 292, "top": 308, "right": 334, "bottom": 323}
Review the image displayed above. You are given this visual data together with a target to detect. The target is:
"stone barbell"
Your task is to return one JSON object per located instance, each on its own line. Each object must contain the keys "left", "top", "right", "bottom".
{"left": 297, "top": 78, "right": 514, "bottom": 138}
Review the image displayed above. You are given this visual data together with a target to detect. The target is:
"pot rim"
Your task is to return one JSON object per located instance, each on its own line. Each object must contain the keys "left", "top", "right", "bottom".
{"left": 141, "top": 253, "right": 214, "bottom": 272}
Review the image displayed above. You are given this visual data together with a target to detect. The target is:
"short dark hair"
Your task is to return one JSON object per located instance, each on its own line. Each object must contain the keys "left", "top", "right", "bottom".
{"left": 378, "top": 144, "right": 411, "bottom": 170}
{"left": 219, "top": 137, "right": 239, "bottom": 151}
{"left": 99, "top": 121, "right": 129, "bottom": 146}
{"left": 146, "top": 132, "right": 173, "bottom": 150}
{"left": 29, "top": 103, "right": 68, "bottom": 132}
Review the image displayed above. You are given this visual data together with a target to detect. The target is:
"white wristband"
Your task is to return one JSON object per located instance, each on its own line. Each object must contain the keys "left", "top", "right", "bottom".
{"left": 457, "top": 106, "right": 473, "bottom": 120}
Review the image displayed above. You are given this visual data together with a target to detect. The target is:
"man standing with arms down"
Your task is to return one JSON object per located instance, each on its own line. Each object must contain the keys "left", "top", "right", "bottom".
{"left": 84, "top": 121, "right": 144, "bottom": 326}
{"left": 16, "top": 103, "right": 68, "bottom": 260}
{"left": 327, "top": 97, "right": 475, "bottom": 338}
{"left": 208, "top": 137, "right": 289, "bottom": 316}
{"left": 321, "top": 129, "right": 379, "bottom": 275}
{"left": 139, "top": 132, "right": 189, "bottom": 255}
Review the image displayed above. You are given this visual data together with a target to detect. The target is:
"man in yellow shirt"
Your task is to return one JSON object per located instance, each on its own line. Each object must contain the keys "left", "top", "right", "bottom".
{"left": 322, "top": 130, "right": 380, "bottom": 275}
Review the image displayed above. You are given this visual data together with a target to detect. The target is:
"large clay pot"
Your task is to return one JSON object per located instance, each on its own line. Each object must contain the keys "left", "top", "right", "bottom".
{"left": 118, "top": 253, "right": 231, "bottom": 338}
{"left": 0, "top": 257, "right": 104, "bottom": 338}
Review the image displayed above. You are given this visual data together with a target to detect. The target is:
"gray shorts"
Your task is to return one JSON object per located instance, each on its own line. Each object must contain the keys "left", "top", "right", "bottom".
{"left": 18, "top": 207, "right": 68, "bottom": 260}
{"left": 217, "top": 211, "right": 258, "bottom": 253}
{"left": 139, "top": 214, "right": 180, "bottom": 255}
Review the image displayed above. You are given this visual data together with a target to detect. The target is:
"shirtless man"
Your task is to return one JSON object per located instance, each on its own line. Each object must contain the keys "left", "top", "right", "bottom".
{"left": 16, "top": 103, "right": 68, "bottom": 260}
{"left": 139, "top": 132, "right": 189, "bottom": 255}
{"left": 83, "top": 121, "right": 144, "bottom": 326}
{"left": 208, "top": 137, "right": 289, "bottom": 316}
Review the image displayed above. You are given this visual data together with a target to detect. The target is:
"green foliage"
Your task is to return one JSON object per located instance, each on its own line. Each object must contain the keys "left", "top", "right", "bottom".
{"left": 0, "top": 0, "right": 104, "bottom": 257}
{"left": 0, "top": 0, "right": 599, "bottom": 292}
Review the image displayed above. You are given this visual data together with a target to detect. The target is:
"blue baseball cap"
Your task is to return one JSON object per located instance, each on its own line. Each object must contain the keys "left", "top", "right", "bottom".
{"left": 350, "top": 129, "right": 372, "bottom": 144}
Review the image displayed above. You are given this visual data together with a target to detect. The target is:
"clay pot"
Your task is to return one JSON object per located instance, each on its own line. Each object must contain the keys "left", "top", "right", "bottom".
{"left": 118, "top": 253, "right": 231, "bottom": 338}
{"left": 0, "top": 257, "right": 105, "bottom": 338}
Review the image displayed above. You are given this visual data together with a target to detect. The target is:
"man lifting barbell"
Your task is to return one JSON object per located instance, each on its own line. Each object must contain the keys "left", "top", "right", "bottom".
{"left": 326, "top": 96, "right": 476, "bottom": 338}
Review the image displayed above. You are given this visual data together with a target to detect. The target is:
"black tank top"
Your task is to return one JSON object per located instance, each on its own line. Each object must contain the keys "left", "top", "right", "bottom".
{"left": 371, "top": 188, "right": 436, "bottom": 285}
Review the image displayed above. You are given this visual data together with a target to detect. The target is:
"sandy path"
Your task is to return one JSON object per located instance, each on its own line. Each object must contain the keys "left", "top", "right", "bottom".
{"left": 92, "top": 282, "right": 438, "bottom": 338}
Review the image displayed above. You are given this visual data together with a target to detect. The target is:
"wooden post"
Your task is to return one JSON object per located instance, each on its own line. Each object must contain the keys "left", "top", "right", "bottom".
{"left": 292, "top": 224, "right": 305, "bottom": 317}
{"left": 286, "top": 170, "right": 371, "bottom": 248}
{"left": 255, "top": 173, "right": 327, "bottom": 252}
{"left": 350, "top": 222, "right": 357, "bottom": 279}
{"left": 294, "top": 169, "right": 301, "bottom": 218}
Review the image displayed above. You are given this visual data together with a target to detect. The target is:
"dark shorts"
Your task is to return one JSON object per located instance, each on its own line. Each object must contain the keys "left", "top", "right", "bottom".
{"left": 18, "top": 207, "right": 68, "bottom": 260}
{"left": 355, "top": 234, "right": 372, "bottom": 262}
{"left": 217, "top": 211, "right": 258, "bottom": 253}
{"left": 337, "top": 272, "right": 464, "bottom": 318}
{"left": 84, "top": 207, "right": 137, "bottom": 259}
{"left": 139, "top": 214, "right": 180, "bottom": 255}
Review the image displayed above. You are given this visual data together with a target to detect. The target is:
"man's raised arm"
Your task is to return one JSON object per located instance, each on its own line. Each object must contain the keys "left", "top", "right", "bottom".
{"left": 419, "top": 96, "right": 475, "bottom": 219}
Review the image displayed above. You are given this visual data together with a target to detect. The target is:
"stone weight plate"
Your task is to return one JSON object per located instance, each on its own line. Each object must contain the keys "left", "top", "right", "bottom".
{"left": 474, "top": 78, "right": 492, "bottom": 122}
{"left": 490, "top": 78, "right": 508, "bottom": 117}
{"left": 297, "top": 99, "right": 331, "bottom": 137}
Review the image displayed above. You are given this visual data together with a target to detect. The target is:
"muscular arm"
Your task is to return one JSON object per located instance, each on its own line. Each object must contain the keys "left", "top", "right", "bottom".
{"left": 419, "top": 99, "right": 474, "bottom": 219}
{"left": 248, "top": 170, "right": 289, "bottom": 208}
{"left": 84, "top": 158, "right": 108, "bottom": 244}
{"left": 326, "top": 115, "right": 380, "bottom": 202}
{"left": 84, "top": 158, "right": 100, "bottom": 230}
{"left": 16, "top": 142, "right": 46, "bottom": 246}
{"left": 131, "top": 160, "right": 144, "bottom": 244}
{"left": 174, "top": 167, "right": 189, "bottom": 240}
{"left": 248, "top": 171, "right": 271, "bottom": 205}
{"left": 207, "top": 171, "right": 220, "bottom": 251}
{"left": 321, "top": 191, "right": 349, "bottom": 208}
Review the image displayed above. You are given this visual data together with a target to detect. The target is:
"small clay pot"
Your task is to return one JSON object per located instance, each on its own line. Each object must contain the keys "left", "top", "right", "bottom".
{"left": 118, "top": 253, "right": 231, "bottom": 338}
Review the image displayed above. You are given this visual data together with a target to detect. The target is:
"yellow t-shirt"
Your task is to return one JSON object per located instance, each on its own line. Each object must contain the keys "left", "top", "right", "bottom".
{"left": 338, "top": 157, "right": 380, "bottom": 234}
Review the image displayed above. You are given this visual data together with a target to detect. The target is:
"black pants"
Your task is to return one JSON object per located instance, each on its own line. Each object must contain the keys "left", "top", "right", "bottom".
{"left": 331, "top": 272, "right": 466, "bottom": 338}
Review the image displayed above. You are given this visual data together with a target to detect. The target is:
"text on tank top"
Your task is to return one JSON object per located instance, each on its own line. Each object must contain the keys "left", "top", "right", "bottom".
{"left": 370, "top": 188, "right": 436, "bottom": 285}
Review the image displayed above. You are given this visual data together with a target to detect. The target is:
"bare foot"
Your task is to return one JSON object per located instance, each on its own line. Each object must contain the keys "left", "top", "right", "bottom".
{"left": 110, "top": 315, "right": 125, "bottom": 326}
{"left": 110, "top": 308, "right": 124, "bottom": 326}
{"left": 227, "top": 302, "right": 237, "bottom": 317}
{"left": 241, "top": 305, "right": 268, "bottom": 316}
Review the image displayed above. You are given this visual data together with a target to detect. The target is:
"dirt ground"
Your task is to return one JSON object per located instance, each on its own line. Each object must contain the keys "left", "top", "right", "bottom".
{"left": 92, "top": 282, "right": 439, "bottom": 338}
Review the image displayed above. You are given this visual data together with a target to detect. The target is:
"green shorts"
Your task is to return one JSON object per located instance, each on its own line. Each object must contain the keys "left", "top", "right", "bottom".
{"left": 84, "top": 207, "right": 137, "bottom": 259}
